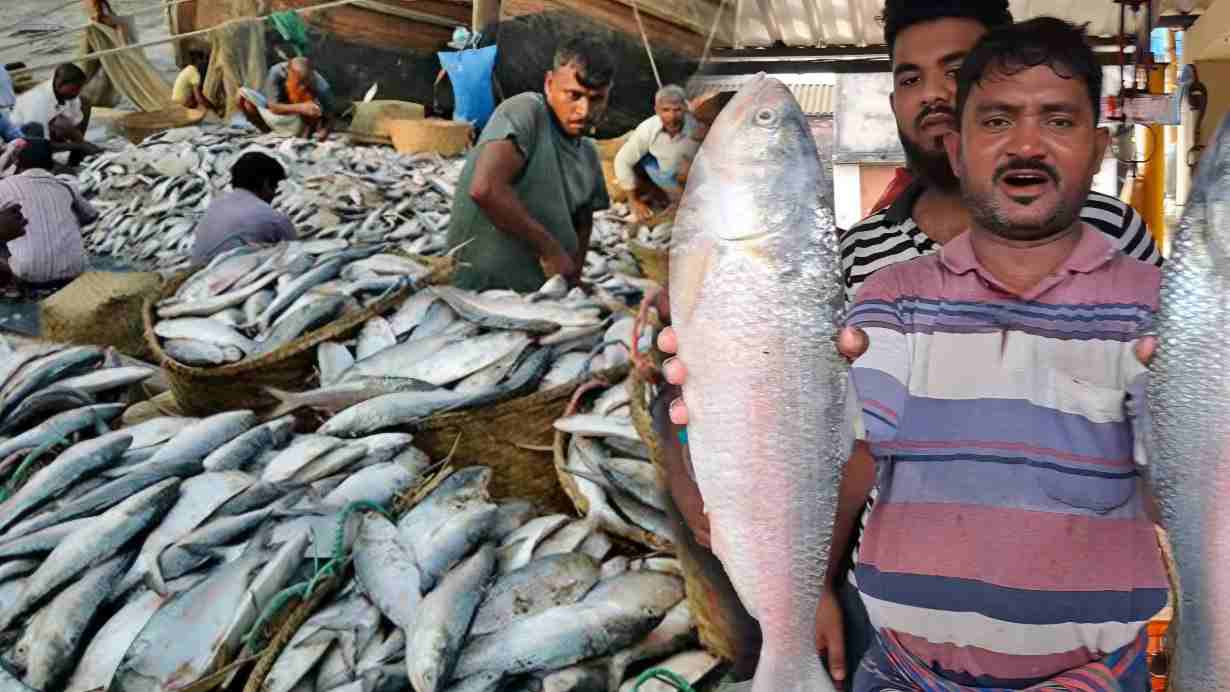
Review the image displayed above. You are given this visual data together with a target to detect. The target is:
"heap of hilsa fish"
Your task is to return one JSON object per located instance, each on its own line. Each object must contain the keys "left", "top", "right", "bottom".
{"left": 553, "top": 376, "right": 680, "bottom": 552}
{"left": 262, "top": 465, "right": 719, "bottom": 692}
{"left": 73, "top": 128, "right": 465, "bottom": 273}
{"left": 71, "top": 125, "right": 656, "bottom": 287}
{"left": 151, "top": 241, "right": 432, "bottom": 366}
{"left": 152, "top": 241, "right": 657, "bottom": 434}
{"left": 0, "top": 336, "right": 717, "bottom": 692}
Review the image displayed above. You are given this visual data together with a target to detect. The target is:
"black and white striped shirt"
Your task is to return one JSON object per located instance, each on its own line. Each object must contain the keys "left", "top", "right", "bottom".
{"left": 840, "top": 181, "right": 1162, "bottom": 303}
{"left": 838, "top": 180, "right": 1162, "bottom": 583}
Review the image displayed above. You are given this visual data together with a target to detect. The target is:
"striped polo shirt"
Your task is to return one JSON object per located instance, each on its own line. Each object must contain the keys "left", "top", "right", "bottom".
{"left": 840, "top": 180, "right": 1161, "bottom": 303}
{"left": 846, "top": 227, "right": 1168, "bottom": 687}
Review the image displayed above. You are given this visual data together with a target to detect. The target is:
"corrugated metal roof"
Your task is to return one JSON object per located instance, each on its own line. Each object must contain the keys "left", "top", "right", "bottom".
{"left": 687, "top": 73, "right": 836, "bottom": 114}
{"left": 723, "top": 0, "right": 1209, "bottom": 49}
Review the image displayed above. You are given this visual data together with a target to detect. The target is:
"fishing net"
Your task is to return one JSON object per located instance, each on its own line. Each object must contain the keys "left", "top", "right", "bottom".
{"left": 202, "top": 18, "right": 269, "bottom": 120}
{"left": 268, "top": 11, "right": 311, "bottom": 58}
{"left": 79, "top": 20, "right": 173, "bottom": 112}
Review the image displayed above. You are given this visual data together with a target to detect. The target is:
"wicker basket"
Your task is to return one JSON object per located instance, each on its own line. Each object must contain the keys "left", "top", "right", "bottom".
{"left": 388, "top": 118, "right": 473, "bottom": 156}
{"left": 118, "top": 106, "right": 207, "bottom": 145}
{"left": 144, "top": 255, "right": 455, "bottom": 417}
{"left": 407, "top": 364, "right": 630, "bottom": 516}
{"left": 40, "top": 271, "right": 163, "bottom": 361}
{"left": 627, "top": 349, "right": 748, "bottom": 663}
{"left": 629, "top": 238, "right": 669, "bottom": 286}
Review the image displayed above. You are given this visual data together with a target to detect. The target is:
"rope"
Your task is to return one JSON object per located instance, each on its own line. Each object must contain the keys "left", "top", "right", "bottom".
{"left": 633, "top": 666, "right": 696, "bottom": 692}
{"left": 629, "top": 0, "right": 662, "bottom": 90}
{"left": 8, "top": 0, "right": 362, "bottom": 79}
{"left": 0, "top": 0, "right": 200, "bottom": 57}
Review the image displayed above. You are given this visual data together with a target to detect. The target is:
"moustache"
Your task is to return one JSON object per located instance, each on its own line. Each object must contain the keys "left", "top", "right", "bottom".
{"left": 915, "top": 104, "right": 956, "bottom": 129}
{"left": 994, "top": 159, "right": 1061, "bottom": 184}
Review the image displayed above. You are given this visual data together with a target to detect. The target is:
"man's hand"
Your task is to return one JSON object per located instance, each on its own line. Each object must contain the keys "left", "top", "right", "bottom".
{"left": 630, "top": 197, "right": 654, "bottom": 223}
{"left": 659, "top": 325, "right": 869, "bottom": 425}
{"left": 816, "top": 588, "right": 848, "bottom": 689}
{"left": 1136, "top": 336, "right": 1157, "bottom": 366}
{"left": 298, "top": 102, "right": 323, "bottom": 119}
{"left": 0, "top": 204, "right": 27, "bottom": 244}
{"left": 315, "top": 127, "right": 330, "bottom": 143}
{"left": 540, "top": 249, "right": 579, "bottom": 285}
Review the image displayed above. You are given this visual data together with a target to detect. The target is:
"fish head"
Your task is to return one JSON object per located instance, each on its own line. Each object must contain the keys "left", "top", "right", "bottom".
{"left": 678, "top": 73, "right": 822, "bottom": 246}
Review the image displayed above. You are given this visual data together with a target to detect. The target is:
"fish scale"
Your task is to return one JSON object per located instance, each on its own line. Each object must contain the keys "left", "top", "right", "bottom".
{"left": 1145, "top": 113, "right": 1230, "bottom": 689}
{"left": 669, "top": 74, "right": 849, "bottom": 692}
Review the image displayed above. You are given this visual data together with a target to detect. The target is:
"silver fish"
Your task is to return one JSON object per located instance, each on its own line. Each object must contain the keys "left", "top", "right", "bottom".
{"left": 470, "top": 553, "right": 600, "bottom": 637}
{"left": 354, "top": 513, "right": 422, "bottom": 629}
{"left": 0, "top": 431, "right": 133, "bottom": 533}
{"left": 15, "top": 552, "right": 133, "bottom": 690}
{"left": 615, "top": 651, "right": 719, "bottom": 692}
{"left": 670, "top": 74, "right": 850, "bottom": 692}
{"left": 154, "top": 317, "right": 258, "bottom": 353}
{"left": 0, "top": 478, "right": 181, "bottom": 632}
{"left": 407, "top": 543, "right": 496, "bottom": 692}
{"left": 357, "top": 316, "right": 398, "bottom": 360}
{"left": 202, "top": 416, "right": 296, "bottom": 472}
{"left": 1145, "top": 113, "right": 1230, "bottom": 688}
{"left": 163, "top": 338, "right": 246, "bottom": 366}
{"left": 319, "top": 342, "right": 357, "bottom": 387}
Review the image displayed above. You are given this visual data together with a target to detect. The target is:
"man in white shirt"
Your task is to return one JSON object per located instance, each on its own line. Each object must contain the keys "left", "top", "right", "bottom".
{"left": 12, "top": 64, "right": 102, "bottom": 166}
{"left": 614, "top": 84, "right": 701, "bottom": 222}
{"left": 0, "top": 139, "right": 96, "bottom": 287}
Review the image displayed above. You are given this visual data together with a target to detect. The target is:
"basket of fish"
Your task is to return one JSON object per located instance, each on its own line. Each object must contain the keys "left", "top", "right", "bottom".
{"left": 552, "top": 374, "right": 676, "bottom": 553}
{"left": 0, "top": 385, "right": 452, "bottom": 692}
{"left": 143, "top": 242, "right": 455, "bottom": 417}
{"left": 269, "top": 277, "right": 651, "bottom": 513}
{"left": 245, "top": 461, "right": 720, "bottom": 692}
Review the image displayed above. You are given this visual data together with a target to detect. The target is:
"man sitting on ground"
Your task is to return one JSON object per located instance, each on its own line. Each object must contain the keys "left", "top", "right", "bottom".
{"left": 614, "top": 84, "right": 701, "bottom": 222}
{"left": 0, "top": 139, "right": 96, "bottom": 288}
{"left": 237, "top": 57, "right": 336, "bottom": 141}
{"left": 192, "top": 151, "right": 297, "bottom": 266}
{"left": 12, "top": 64, "right": 103, "bottom": 166}
{"left": 172, "top": 49, "right": 219, "bottom": 113}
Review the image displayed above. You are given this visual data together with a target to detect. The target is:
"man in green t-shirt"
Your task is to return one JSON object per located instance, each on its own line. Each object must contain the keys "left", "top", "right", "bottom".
{"left": 446, "top": 37, "right": 614, "bottom": 292}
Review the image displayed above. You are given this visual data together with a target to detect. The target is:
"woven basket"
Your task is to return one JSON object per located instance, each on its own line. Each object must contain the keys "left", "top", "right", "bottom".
{"left": 629, "top": 238, "right": 669, "bottom": 286}
{"left": 40, "top": 271, "right": 163, "bottom": 361}
{"left": 388, "top": 118, "right": 472, "bottom": 156}
{"left": 118, "top": 106, "right": 207, "bottom": 145}
{"left": 144, "top": 255, "right": 455, "bottom": 417}
{"left": 627, "top": 338, "right": 745, "bottom": 663}
{"left": 407, "top": 364, "right": 630, "bottom": 516}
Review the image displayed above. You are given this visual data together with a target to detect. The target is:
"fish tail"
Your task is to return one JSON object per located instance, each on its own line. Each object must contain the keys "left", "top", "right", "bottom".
{"left": 263, "top": 387, "right": 302, "bottom": 419}
{"left": 752, "top": 642, "right": 838, "bottom": 692}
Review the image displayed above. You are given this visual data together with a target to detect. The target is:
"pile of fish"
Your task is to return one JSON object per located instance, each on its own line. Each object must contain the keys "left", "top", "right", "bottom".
{"left": 0, "top": 395, "right": 442, "bottom": 691}
{"left": 73, "top": 127, "right": 466, "bottom": 272}
{"left": 552, "top": 376, "right": 677, "bottom": 552}
{"left": 259, "top": 275, "right": 656, "bottom": 436}
{"left": 261, "top": 464, "right": 718, "bottom": 692}
{"left": 150, "top": 241, "right": 432, "bottom": 366}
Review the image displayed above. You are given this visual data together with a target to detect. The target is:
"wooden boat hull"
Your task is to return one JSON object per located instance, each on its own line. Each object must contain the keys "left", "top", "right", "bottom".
{"left": 494, "top": 0, "right": 711, "bottom": 139}
{"left": 175, "top": 0, "right": 470, "bottom": 107}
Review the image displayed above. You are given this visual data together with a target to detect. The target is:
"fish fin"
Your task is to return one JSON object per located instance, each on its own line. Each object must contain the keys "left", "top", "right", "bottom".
{"left": 262, "top": 387, "right": 304, "bottom": 419}
{"left": 143, "top": 554, "right": 170, "bottom": 597}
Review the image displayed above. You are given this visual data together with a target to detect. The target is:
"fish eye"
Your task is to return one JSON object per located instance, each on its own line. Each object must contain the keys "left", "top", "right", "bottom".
{"left": 753, "top": 108, "right": 778, "bottom": 127}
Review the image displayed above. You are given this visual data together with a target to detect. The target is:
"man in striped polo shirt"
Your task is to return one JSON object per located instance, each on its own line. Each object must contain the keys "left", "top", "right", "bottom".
{"left": 831, "top": 2, "right": 1161, "bottom": 682}
{"left": 844, "top": 18, "right": 1167, "bottom": 689}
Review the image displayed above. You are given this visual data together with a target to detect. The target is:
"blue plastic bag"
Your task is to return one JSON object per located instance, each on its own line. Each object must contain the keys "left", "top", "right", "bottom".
{"left": 438, "top": 45, "right": 499, "bottom": 132}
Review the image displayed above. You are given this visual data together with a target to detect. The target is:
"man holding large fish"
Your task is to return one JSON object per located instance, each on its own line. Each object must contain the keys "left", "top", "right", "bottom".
{"left": 661, "top": 17, "right": 1168, "bottom": 692}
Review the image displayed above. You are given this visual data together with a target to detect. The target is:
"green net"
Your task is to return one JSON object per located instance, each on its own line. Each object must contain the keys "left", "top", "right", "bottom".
{"left": 267, "top": 11, "right": 310, "bottom": 57}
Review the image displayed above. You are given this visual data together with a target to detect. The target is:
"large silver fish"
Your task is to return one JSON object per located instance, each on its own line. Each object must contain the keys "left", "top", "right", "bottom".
{"left": 669, "top": 74, "right": 851, "bottom": 692}
{"left": 1146, "top": 113, "right": 1230, "bottom": 689}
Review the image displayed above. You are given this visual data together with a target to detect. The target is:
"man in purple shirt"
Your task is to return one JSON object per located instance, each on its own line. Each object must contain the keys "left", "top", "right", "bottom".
{"left": 191, "top": 152, "right": 297, "bottom": 266}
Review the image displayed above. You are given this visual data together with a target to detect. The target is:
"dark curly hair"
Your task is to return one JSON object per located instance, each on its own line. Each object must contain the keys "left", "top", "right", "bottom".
{"left": 956, "top": 17, "right": 1102, "bottom": 126}
{"left": 880, "top": 0, "right": 1013, "bottom": 56}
